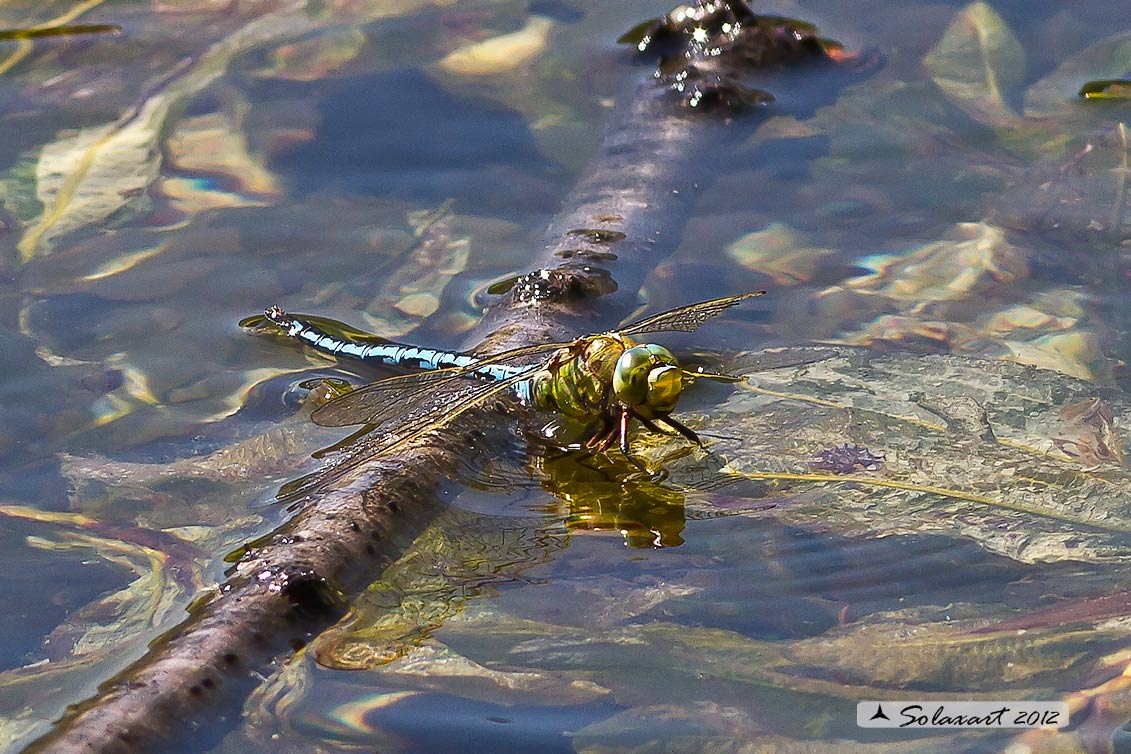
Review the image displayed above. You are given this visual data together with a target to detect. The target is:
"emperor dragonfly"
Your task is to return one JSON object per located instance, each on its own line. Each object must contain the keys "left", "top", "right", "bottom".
{"left": 242, "top": 292, "right": 763, "bottom": 493}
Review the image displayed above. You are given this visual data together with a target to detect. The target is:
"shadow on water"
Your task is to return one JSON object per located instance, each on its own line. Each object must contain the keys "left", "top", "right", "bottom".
{"left": 270, "top": 68, "right": 567, "bottom": 215}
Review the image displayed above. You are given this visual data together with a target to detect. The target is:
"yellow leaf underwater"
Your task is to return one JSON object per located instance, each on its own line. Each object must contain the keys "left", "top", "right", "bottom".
{"left": 924, "top": 2, "right": 1025, "bottom": 126}
{"left": 437, "top": 16, "right": 553, "bottom": 77}
{"left": 17, "top": 96, "right": 166, "bottom": 263}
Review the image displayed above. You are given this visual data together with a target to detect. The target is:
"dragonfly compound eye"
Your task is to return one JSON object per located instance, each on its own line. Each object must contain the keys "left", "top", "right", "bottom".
{"left": 645, "top": 365, "right": 682, "bottom": 416}
{"left": 613, "top": 344, "right": 682, "bottom": 415}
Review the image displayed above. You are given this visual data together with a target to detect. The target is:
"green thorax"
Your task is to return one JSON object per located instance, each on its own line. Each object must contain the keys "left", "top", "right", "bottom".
{"left": 530, "top": 334, "right": 634, "bottom": 419}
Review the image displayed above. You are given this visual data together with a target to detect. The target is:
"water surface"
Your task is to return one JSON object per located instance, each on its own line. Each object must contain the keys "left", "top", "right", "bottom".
{"left": 2, "top": 1, "right": 1131, "bottom": 752}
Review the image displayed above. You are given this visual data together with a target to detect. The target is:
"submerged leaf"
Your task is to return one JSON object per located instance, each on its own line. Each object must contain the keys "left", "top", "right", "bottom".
{"left": 841, "top": 221, "right": 1029, "bottom": 304}
{"left": 924, "top": 2, "right": 1025, "bottom": 126}
{"left": 313, "top": 507, "right": 559, "bottom": 670}
{"left": 725, "top": 222, "right": 835, "bottom": 286}
{"left": 357, "top": 203, "right": 471, "bottom": 338}
{"left": 16, "top": 99, "right": 165, "bottom": 263}
{"left": 260, "top": 27, "right": 367, "bottom": 81}
{"left": 15, "top": 70, "right": 220, "bottom": 262}
{"left": 436, "top": 16, "right": 553, "bottom": 77}
{"left": 10, "top": 0, "right": 337, "bottom": 262}
{"left": 672, "top": 348, "right": 1131, "bottom": 564}
{"left": 162, "top": 97, "right": 281, "bottom": 213}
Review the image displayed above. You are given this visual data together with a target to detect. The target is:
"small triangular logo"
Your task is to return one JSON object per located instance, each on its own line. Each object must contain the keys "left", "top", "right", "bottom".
{"left": 870, "top": 705, "right": 890, "bottom": 721}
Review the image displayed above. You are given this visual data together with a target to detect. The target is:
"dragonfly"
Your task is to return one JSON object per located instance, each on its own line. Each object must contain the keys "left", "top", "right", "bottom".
{"left": 241, "top": 291, "right": 764, "bottom": 496}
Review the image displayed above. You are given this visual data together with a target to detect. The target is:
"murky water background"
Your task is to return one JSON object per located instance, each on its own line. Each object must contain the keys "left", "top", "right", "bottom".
{"left": 3, "top": 0, "right": 1131, "bottom": 752}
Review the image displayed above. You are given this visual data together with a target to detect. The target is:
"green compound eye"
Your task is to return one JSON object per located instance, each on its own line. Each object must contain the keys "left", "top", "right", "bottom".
{"left": 612, "top": 344, "right": 683, "bottom": 416}
{"left": 646, "top": 365, "right": 682, "bottom": 415}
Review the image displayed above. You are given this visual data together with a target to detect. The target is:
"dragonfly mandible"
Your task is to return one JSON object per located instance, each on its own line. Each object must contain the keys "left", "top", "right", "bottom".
{"left": 241, "top": 292, "right": 764, "bottom": 492}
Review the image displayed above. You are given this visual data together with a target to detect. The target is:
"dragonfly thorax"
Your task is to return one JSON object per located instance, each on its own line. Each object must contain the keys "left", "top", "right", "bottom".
{"left": 529, "top": 333, "right": 632, "bottom": 419}
{"left": 529, "top": 335, "right": 686, "bottom": 422}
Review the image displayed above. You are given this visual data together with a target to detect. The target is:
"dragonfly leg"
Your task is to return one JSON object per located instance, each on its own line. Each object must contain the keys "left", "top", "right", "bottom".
{"left": 586, "top": 412, "right": 619, "bottom": 452}
{"left": 657, "top": 414, "right": 704, "bottom": 446}
{"left": 618, "top": 409, "right": 631, "bottom": 456}
{"left": 616, "top": 409, "right": 653, "bottom": 474}
{"left": 597, "top": 426, "right": 620, "bottom": 453}
{"left": 632, "top": 412, "right": 671, "bottom": 436}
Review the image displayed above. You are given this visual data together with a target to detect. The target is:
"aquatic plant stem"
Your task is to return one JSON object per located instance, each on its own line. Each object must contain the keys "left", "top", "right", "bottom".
{"left": 0, "top": 0, "right": 107, "bottom": 76}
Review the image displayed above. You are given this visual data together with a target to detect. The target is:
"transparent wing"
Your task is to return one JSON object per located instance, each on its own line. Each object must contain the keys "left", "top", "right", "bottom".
{"left": 623, "top": 291, "right": 765, "bottom": 335}
{"left": 311, "top": 339, "right": 574, "bottom": 428}
{"left": 279, "top": 367, "right": 539, "bottom": 501}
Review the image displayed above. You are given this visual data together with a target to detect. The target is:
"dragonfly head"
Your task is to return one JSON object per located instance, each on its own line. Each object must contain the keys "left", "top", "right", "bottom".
{"left": 612, "top": 344, "right": 683, "bottom": 418}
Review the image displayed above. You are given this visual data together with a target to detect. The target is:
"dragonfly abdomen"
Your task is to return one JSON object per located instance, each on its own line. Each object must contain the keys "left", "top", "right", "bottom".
{"left": 261, "top": 306, "right": 534, "bottom": 395}
{"left": 357, "top": 343, "right": 478, "bottom": 372}
{"left": 265, "top": 306, "right": 488, "bottom": 371}
{"left": 304, "top": 330, "right": 481, "bottom": 372}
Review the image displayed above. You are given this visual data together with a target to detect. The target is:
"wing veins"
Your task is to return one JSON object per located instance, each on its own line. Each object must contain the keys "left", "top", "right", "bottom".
{"left": 280, "top": 368, "right": 536, "bottom": 501}
{"left": 623, "top": 292, "right": 765, "bottom": 335}
{"left": 311, "top": 339, "right": 571, "bottom": 427}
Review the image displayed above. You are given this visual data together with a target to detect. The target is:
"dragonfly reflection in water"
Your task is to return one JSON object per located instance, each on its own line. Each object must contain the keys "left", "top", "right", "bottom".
{"left": 241, "top": 292, "right": 764, "bottom": 496}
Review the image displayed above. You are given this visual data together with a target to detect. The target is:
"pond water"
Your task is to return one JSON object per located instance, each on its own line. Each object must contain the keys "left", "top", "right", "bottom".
{"left": 3, "top": 1, "right": 1131, "bottom": 753}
